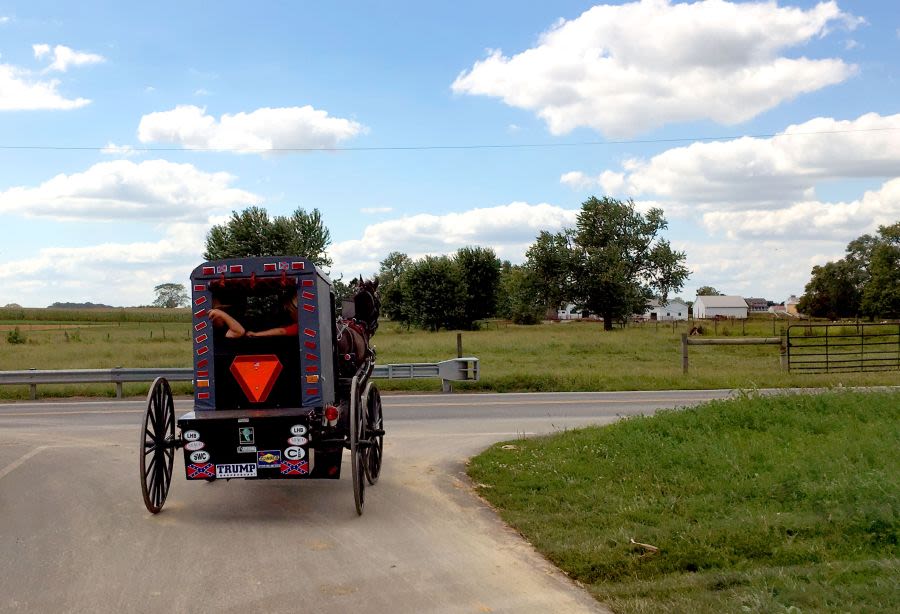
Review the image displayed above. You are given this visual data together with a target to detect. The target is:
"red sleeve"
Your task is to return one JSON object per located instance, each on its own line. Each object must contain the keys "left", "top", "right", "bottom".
{"left": 283, "top": 323, "right": 299, "bottom": 336}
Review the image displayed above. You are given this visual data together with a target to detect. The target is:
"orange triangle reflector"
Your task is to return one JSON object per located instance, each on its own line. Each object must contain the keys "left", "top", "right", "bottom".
{"left": 230, "top": 354, "right": 283, "bottom": 403}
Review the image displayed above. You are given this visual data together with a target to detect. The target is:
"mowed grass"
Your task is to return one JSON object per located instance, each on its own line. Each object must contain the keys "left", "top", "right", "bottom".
{"left": 1, "top": 315, "right": 898, "bottom": 398}
{"left": 467, "top": 390, "right": 900, "bottom": 613}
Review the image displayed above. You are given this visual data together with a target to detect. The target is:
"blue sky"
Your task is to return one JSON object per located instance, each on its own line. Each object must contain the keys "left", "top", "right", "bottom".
{"left": 0, "top": 0, "right": 897, "bottom": 307}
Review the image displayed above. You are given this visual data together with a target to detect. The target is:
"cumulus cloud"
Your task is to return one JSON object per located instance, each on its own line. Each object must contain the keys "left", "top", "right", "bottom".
{"left": 0, "top": 222, "right": 212, "bottom": 306}
{"left": 137, "top": 104, "right": 366, "bottom": 153}
{"left": 453, "top": 0, "right": 860, "bottom": 137}
{"left": 560, "top": 113, "right": 900, "bottom": 214}
{"left": 0, "top": 159, "right": 260, "bottom": 222}
{"left": 702, "top": 178, "right": 900, "bottom": 241}
{"left": 0, "top": 63, "right": 90, "bottom": 110}
{"left": 329, "top": 202, "right": 579, "bottom": 274}
{"left": 33, "top": 43, "right": 105, "bottom": 72}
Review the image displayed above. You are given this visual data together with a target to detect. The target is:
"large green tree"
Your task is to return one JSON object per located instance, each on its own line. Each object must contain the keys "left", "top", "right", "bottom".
{"left": 401, "top": 255, "right": 466, "bottom": 331}
{"left": 524, "top": 230, "right": 575, "bottom": 315}
{"left": 797, "top": 261, "right": 861, "bottom": 319}
{"left": 570, "top": 197, "right": 689, "bottom": 330}
{"left": 860, "top": 223, "right": 900, "bottom": 319}
{"left": 378, "top": 251, "right": 413, "bottom": 323}
{"left": 497, "top": 263, "right": 544, "bottom": 324}
{"left": 204, "top": 206, "right": 332, "bottom": 267}
{"left": 455, "top": 246, "right": 501, "bottom": 323}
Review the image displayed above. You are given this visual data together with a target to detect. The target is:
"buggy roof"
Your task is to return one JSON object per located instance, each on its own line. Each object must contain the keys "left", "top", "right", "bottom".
{"left": 190, "top": 256, "right": 332, "bottom": 287}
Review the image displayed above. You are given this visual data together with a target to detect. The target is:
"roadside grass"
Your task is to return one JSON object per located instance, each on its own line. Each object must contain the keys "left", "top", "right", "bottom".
{"left": 0, "top": 313, "right": 897, "bottom": 398}
{"left": 467, "top": 390, "right": 900, "bottom": 613}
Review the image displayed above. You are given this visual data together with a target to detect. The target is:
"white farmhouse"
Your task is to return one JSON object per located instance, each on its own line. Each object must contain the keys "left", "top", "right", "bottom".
{"left": 694, "top": 295, "right": 748, "bottom": 319}
{"left": 644, "top": 298, "right": 689, "bottom": 321}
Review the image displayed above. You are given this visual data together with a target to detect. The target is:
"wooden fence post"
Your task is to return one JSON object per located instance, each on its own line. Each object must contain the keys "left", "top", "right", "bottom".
{"left": 681, "top": 333, "right": 689, "bottom": 374}
{"left": 456, "top": 333, "right": 462, "bottom": 358}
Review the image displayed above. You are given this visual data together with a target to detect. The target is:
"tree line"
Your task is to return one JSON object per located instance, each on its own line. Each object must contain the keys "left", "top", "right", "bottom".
{"left": 153, "top": 197, "right": 689, "bottom": 332}
{"left": 798, "top": 222, "right": 900, "bottom": 320}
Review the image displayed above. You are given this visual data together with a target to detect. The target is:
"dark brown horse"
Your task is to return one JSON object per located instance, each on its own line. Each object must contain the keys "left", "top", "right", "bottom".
{"left": 336, "top": 277, "right": 380, "bottom": 374}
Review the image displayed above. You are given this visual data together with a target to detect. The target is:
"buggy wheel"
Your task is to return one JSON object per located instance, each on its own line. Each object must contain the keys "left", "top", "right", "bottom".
{"left": 350, "top": 385, "right": 366, "bottom": 515}
{"left": 364, "top": 385, "right": 383, "bottom": 485}
{"left": 140, "top": 377, "right": 175, "bottom": 514}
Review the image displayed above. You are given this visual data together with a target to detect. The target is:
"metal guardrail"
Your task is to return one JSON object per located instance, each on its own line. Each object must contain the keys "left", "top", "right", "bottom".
{"left": 0, "top": 357, "right": 480, "bottom": 399}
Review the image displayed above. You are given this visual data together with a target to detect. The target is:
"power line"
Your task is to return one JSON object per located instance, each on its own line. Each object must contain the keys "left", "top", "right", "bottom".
{"left": 0, "top": 126, "right": 896, "bottom": 153}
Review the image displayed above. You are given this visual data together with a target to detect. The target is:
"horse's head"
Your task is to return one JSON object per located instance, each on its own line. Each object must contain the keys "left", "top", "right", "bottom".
{"left": 351, "top": 276, "right": 380, "bottom": 335}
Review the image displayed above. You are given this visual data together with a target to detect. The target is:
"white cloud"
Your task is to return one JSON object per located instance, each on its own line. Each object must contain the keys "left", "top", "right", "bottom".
{"left": 702, "top": 178, "right": 900, "bottom": 241}
{"left": 452, "top": 0, "right": 860, "bottom": 137}
{"left": 360, "top": 207, "right": 393, "bottom": 214}
{"left": 138, "top": 104, "right": 366, "bottom": 153}
{"left": 563, "top": 112, "right": 900, "bottom": 239}
{"left": 0, "top": 159, "right": 260, "bottom": 222}
{"left": 33, "top": 43, "right": 105, "bottom": 72}
{"left": 329, "top": 202, "right": 579, "bottom": 275}
{"left": 194, "top": 88, "right": 210, "bottom": 96}
{"left": 0, "top": 16, "right": 10, "bottom": 24}
{"left": 0, "top": 222, "right": 212, "bottom": 307}
{"left": 100, "top": 142, "right": 140, "bottom": 157}
{"left": 0, "top": 63, "right": 90, "bottom": 110}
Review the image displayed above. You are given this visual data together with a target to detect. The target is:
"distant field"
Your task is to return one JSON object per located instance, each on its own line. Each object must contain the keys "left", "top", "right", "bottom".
{"left": 0, "top": 310, "right": 897, "bottom": 399}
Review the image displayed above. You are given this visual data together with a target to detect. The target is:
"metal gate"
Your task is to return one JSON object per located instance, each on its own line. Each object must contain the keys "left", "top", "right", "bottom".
{"left": 786, "top": 323, "right": 900, "bottom": 373}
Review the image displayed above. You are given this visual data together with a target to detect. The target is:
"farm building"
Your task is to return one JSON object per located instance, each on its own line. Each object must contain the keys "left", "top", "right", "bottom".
{"left": 745, "top": 297, "right": 768, "bottom": 312}
{"left": 643, "top": 298, "right": 689, "bottom": 321}
{"left": 694, "top": 295, "right": 748, "bottom": 319}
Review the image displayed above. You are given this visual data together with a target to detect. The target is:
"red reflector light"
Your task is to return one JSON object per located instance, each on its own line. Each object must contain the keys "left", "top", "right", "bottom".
{"left": 194, "top": 321, "right": 207, "bottom": 331}
{"left": 197, "top": 370, "right": 209, "bottom": 377}
{"left": 194, "top": 308, "right": 207, "bottom": 318}
{"left": 230, "top": 354, "right": 283, "bottom": 403}
{"left": 305, "top": 353, "right": 318, "bottom": 361}
{"left": 194, "top": 296, "right": 207, "bottom": 306}
{"left": 202, "top": 266, "right": 215, "bottom": 275}
{"left": 307, "top": 387, "right": 319, "bottom": 396}
{"left": 197, "top": 392, "right": 210, "bottom": 400}
{"left": 302, "top": 291, "right": 314, "bottom": 300}
{"left": 197, "top": 346, "right": 209, "bottom": 356}
{"left": 263, "top": 263, "right": 276, "bottom": 271}
{"left": 324, "top": 405, "right": 339, "bottom": 421}
{"left": 303, "top": 304, "right": 315, "bottom": 312}
{"left": 303, "top": 328, "right": 316, "bottom": 337}
{"left": 230, "top": 264, "right": 243, "bottom": 273}
{"left": 304, "top": 341, "right": 316, "bottom": 350}
{"left": 305, "top": 365, "right": 318, "bottom": 373}
{"left": 197, "top": 359, "right": 209, "bottom": 369}
{"left": 195, "top": 334, "right": 208, "bottom": 343}
{"left": 291, "top": 262, "right": 304, "bottom": 270}
{"left": 193, "top": 284, "right": 206, "bottom": 291}
{"left": 302, "top": 279, "right": 314, "bottom": 287}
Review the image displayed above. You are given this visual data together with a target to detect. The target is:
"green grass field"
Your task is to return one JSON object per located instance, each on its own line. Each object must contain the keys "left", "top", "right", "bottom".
{"left": 467, "top": 390, "right": 900, "bottom": 613}
{"left": 0, "top": 312, "right": 898, "bottom": 398}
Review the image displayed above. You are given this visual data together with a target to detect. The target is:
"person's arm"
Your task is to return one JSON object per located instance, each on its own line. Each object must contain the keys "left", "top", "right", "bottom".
{"left": 246, "top": 322, "right": 298, "bottom": 338}
{"left": 208, "top": 308, "right": 246, "bottom": 338}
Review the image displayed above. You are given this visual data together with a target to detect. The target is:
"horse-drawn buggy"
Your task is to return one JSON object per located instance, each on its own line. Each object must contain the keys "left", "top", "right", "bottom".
{"left": 139, "top": 256, "right": 383, "bottom": 515}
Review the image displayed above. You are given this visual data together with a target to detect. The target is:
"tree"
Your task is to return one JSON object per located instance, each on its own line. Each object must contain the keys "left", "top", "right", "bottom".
{"left": 455, "top": 246, "right": 501, "bottom": 324}
{"left": 378, "top": 251, "right": 413, "bottom": 323}
{"left": 153, "top": 283, "right": 188, "bottom": 308}
{"left": 497, "top": 264, "right": 544, "bottom": 324}
{"left": 695, "top": 286, "right": 721, "bottom": 296}
{"left": 570, "top": 196, "right": 689, "bottom": 331}
{"left": 860, "top": 223, "right": 900, "bottom": 319}
{"left": 203, "top": 206, "right": 332, "bottom": 267}
{"left": 524, "top": 230, "right": 575, "bottom": 315}
{"left": 797, "top": 261, "right": 860, "bottom": 319}
{"left": 401, "top": 255, "right": 466, "bottom": 331}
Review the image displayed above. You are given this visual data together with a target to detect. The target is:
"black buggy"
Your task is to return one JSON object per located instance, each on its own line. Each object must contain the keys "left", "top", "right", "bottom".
{"left": 139, "top": 256, "right": 384, "bottom": 515}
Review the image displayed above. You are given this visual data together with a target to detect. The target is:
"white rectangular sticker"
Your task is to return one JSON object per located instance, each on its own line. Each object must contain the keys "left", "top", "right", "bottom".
{"left": 215, "top": 463, "right": 257, "bottom": 478}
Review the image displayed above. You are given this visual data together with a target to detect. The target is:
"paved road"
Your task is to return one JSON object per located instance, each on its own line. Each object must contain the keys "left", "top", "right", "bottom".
{"left": 0, "top": 390, "right": 733, "bottom": 614}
